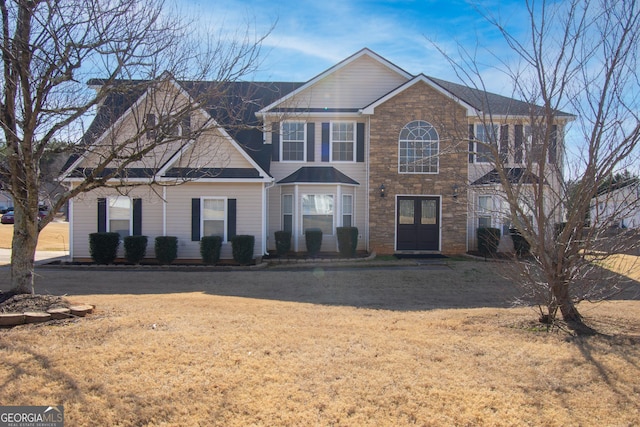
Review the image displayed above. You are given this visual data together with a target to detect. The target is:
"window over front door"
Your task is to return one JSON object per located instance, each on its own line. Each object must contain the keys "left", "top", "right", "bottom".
{"left": 398, "top": 121, "right": 439, "bottom": 173}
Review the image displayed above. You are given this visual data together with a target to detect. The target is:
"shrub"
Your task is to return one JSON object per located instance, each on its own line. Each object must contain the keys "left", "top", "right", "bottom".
{"left": 155, "top": 236, "right": 178, "bottom": 265}
{"left": 305, "top": 228, "right": 323, "bottom": 256}
{"left": 124, "top": 235, "right": 148, "bottom": 264}
{"left": 89, "top": 232, "right": 120, "bottom": 264}
{"left": 477, "top": 227, "right": 500, "bottom": 256}
{"left": 232, "top": 235, "right": 255, "bottom": 265}
{"left": 274, "top": 230, "right": 291, "bottom": 256}
{"left": 200, "top": 236, "right": 222, "bottom": 265}
{"left": 509, "top": 229, "right": 530, "bottom": 257}
{"left": 336, "top": 227, "right": 358, "bottom": 258}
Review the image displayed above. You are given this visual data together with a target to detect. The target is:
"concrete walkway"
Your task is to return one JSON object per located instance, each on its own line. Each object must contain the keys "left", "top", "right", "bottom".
{"left": 0, "top": 248, "right": 70, "bottom": 267}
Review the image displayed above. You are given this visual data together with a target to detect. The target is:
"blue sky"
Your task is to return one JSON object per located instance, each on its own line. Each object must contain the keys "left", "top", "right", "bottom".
{"left": 179, "top": 0, "right": 528, "bottom": 95}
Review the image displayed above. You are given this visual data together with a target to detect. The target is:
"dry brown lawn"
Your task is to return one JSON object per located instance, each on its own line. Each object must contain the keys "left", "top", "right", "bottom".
{"left": 1, "top": 222, "right": 640, "bottom": 425}
{"left": 1, "top": 287, "right": 639, "bottom": 425}
{"left": 0, "top": 221, "right": 69, "bottom": 251}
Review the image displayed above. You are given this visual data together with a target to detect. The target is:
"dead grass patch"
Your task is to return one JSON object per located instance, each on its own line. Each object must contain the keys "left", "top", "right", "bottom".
{"left": 1, "top": 293, "right": 639, "bottom": 426}
{"left": 0, "top": 221, "right": 69, "bottom": 251}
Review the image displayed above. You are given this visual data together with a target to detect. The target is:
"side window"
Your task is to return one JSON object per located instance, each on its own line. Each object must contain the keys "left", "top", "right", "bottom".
{"left": 475, "top": 124, "right": 499, "bottom": 163}
{"left": 282, "top": 194, "right": 293, "bottom": 233}
{"left": 478, "top": 195, "right": 492, "bottom": 228}
{"left": 108, "top": 196, "right": 131, "bottom": 239}
{"left": 202, "top": 198, "right": 226, "bottom": 239}
{"left": 342, "top": 194, "right": 353, "bottom": 227}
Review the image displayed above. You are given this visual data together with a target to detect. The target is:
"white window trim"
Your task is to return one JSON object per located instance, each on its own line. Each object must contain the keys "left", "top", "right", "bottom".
{"left": 398, "top": 121, "right": 440, "bottom": 174}
{"left": 201, "top": 196, "right": 228, "bottom": 242}
{"left": 342, "top": 194, "right": 354, "bottom": 227}
{"left": 330, "top": 121, "right": 357, "bottom": 163}
{"left": 280, "top": 121, "right": 307, "bottom": 163}
{"left": 107, "top": 196, "right": 132, "bottom": 238}
{"left": 474, "top": 123, "right": 500, "bottom": 164}
{"left": 282, "top": 194, "right": 294, "bottom": 233}
{"left": 301, "top": 193, "right": 335, "bottom": 236}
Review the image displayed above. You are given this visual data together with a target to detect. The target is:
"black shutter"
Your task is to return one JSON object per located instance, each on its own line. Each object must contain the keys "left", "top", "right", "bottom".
{"left": 549, "top": 125, "right": 557, "bottom": 164}
{"left": 181, "top": 115, "right": 191, "bottom": 138}
{"left": 307, "top": 123, "right": 315, "bottom": 162}
{"left": 271, "top": 122, "right": 280, "bottom": 161}
{"left": 227, "top": 199, "right": 237, "bottom": 240}
{"left": 514, "top": 125, "right": 523, "bottom": 163}
{"left": 132, "top": 198, "right": 142, "bottom": 236}
{"left": 356, "top": 122, "right": 365, "bottom": 162}
{"left": 468, "top": 124, "right": 475, "bottom": 163}
{"left": 321, "top": 123, "right": 330, "bottom": 162}
{"left": 97, "top": 198, "right": 106, "bottom": 232}
{"left": 191, "top": 198, "right": 201, "bottom": 241}
{"left": 500, "top": 124, "right": 509, "bottom": 164}
{"left": 146, "top": 114, "right": 156, "bottom": 140}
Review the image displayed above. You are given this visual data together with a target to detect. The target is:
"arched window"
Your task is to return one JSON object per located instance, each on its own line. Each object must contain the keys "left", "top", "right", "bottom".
{"left": 398, "top": 121, "right": 439, "bottom": 173}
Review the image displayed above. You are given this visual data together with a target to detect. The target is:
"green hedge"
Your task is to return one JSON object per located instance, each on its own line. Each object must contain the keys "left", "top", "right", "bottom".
{"left": 509, "top": 229, "right": 530, "bottom": 257}
{"left": 89, "top": 232, "right": 120, "bottom": 264}
{"left": 336, "top": 226, "right": 358, "bottom": 258}
{"left": 232, "top": 235, "right": 255, "bottom": 265}
{"left": 477, "top": 227, "right": 500, "bottom": 256}
{"left": 305, "top": 228, "right": 323, "bottom": 256}
{"left": 274, "top": 230, "right": 292, "bottom": 256}
{"left": 124, "top": 235, "right": 148, "bottom": 264}
{"left": 200, "top": 236, "right": 222, "bottom": 265}
{"left": 155, "top": 236, "right": 178, "bottom": 265}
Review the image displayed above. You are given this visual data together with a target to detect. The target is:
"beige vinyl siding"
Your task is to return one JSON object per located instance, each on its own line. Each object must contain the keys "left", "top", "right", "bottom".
{"left": 70, "top": 186, "right": 165, "bottom": 259}
{"left": 280, "top": 55, "right": 408, "bottom": 110}
{"left": 164, "top": 182, "right": 264, "bottom": 259}
{"left": 172, "top": 127, "right": 256, "bottom": 169}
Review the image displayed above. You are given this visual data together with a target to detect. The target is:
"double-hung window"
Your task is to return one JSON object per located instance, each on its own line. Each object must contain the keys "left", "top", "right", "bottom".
{"left": 475, "top": 124, "right": 499, "bottom": 163}
{"left": 331, "top": 122, "right": 355, "bottom": 161}
{"left": 302, "top": 194, "right": 334, "bottom": 235}
{"left": 399, "top": 121, "right": 439, "bottom": 173}
{"left": 342, "top": 194, "right": 353, "bottom": 227}
{"left": 281, "top": 122, "right": 306, "bottom": 161}
{"left": 108, "top": 196, "right": 131, "bottom": 239}
{"left": 282, "top": 194, "right": 293, "bottom": 233}
{"left": 202, "top": 198, "right": 226, "bottom": 239}
{"left": 478, "top": 195, "right": 493, "bottom": 228}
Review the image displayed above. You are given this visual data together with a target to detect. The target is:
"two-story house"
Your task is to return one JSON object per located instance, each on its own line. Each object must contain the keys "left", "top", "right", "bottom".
{"left": 61, "top": 48, "right": 571, "bottom": 262}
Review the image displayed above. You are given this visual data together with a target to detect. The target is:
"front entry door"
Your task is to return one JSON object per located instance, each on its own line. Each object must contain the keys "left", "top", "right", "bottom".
{"left": 396, "top": 196, "right": 440, "bottom": 250}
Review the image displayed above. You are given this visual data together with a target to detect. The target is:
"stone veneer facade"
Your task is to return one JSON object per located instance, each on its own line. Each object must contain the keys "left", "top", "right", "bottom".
{"left": 368, "top": 81, "right": 469, "bottom": 255}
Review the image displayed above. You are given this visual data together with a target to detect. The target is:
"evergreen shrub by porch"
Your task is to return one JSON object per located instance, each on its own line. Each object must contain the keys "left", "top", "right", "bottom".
{"left": 509, "top": 229, "right": 530, "bottom": 256}
{"left": 89, "top": 232, "right": 120, "bottom": 264}
{"left": 231, "top": 235, "right": 254, "bottom": 265}
{"left": 305, "top": 228, "right": 323, "bottom": 256}
{"left": 124, "top": 235, "right": 147, "bottom": 264}
{"left": 274, "top": 230, "right": 291, "bottom": 256}
{"left": 200, "top": 236, "right": 222, "bottom": 265}
{"left": 477, "top": 227, "right": 500, "bottom": 256}
{"left": 336, "top": 226, "right": 358, "bottom": 258}
{"left": 155, "top": 236, "right": 178, "bottom": 265}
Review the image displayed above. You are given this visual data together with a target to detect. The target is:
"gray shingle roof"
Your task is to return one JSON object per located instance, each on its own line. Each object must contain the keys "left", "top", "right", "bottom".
{"left": 277, "top": 167, "right": 359, "bottom": 185}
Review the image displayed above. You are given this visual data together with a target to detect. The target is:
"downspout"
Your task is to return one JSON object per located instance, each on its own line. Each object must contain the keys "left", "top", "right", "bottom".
{"left": 68, "top": 197, "right": 74, "bottom": 260}
{"left": 162, "top": 186, "right": 167, "bottom": 236}
{"left": 263, "top": 180, "right": 276, "bottom": 255}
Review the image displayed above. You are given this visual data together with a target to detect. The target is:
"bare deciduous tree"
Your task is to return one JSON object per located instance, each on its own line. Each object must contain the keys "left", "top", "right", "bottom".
{"left": 0, "top": 0, "right": 269, "bottom": 294}
{"left": 437, "top": 0, "right": 640, "bottom": 333}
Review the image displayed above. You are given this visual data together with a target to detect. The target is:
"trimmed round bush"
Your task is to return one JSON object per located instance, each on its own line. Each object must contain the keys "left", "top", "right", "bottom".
{"left": 305, "top": 228, "right": 323, "bottom": 256}
{"left": 274, "top": 230, "right": 291, "bottom": 256}
{"left": 477, "top": 227, "right": 500, "bottom": 256}
{"left": 336, "top": 226, "right": 358, "bottom": 258}
{"left": 509, "top": 229, "right": 530, "bottom": 257}
{"left": 89, "top": 232, "right": 120, "bottom": 264}
{"left": 232, "top": 235, "right": 255, "bottom": 265}
{"left": 155, "top": 236, "right": 178, "bottom": 265}
{"left": 200, "top": 235, "right": 222, "bottom": 265}
{"left": 124, "top": 235, "right": 148, "bottom": 264}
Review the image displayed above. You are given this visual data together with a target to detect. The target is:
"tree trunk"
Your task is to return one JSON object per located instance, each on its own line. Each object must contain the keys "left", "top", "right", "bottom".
{"left": 551, "top": 280, "right": 596, "bottom": 335}
{"left": 10, "top": 206, "right": 39, "bottom": 295}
